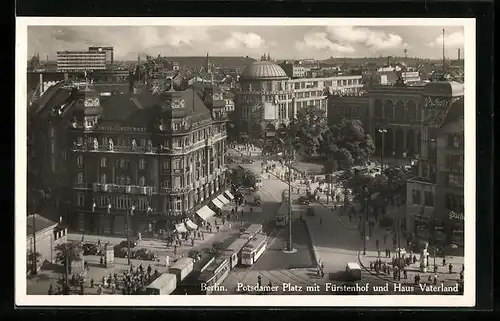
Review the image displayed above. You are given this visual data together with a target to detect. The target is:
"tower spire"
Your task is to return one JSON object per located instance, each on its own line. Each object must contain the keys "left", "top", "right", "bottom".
{"left": 442, "top": 28, "right": 446, "bottom": 73}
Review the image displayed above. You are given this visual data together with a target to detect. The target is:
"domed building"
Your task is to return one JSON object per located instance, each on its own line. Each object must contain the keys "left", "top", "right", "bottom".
{"left": 237, "top": 58, "right": 294, "bottom": 137}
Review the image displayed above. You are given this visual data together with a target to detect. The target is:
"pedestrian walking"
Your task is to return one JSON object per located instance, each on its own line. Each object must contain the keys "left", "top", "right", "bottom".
{"left": 433, "top": 274, "right": 438, "bottom": 285}
{"left": 174, "top": 245, "right": 177, "bottom": 256}
{"left": 403, "top": 269, "right": 408, "bottom": 279}
{"left": 449, "top": 263, "right": 453, "bottom": 274}
{"left": 415, "top": 273, "right": 420, "bottom": 284}
{"left": 257, "top": 275, "right": 262, "bottom": 287}
{"left": 442, "top": 257, "right": 446, "bottom": 266}
{"left": 48, "top": 284, "right": 53, "bottom": 295}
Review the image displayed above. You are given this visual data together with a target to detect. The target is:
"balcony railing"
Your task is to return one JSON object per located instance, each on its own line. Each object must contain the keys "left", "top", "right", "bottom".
{"left": 92, "top": 183, "right": 155, "bottom": 195}
{"left": 73, "top": 182, "right": 87, "bottom": 189}
{"left": 71, "top": 138, "right": 211, "bottom": 155}
{"left": 162, "top": 186, "right": 193, "bottom": 195}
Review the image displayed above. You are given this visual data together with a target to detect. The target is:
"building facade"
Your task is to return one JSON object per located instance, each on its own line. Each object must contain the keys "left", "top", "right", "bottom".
{"left": 405, "top": 81, "right": 464, "bottom": 248}
{"left": 278, "top": 62, "right": 308, "bottom": 78}
{"left": 237, "top": 60, "right": 363, "bottom": 137}
{"left": 57, "top": 51, "right": 107, "bottom": 72}
{"left": 26, "top": 214, "right": 68, "bottom": 272}
{"left": 30, "top": 77, "right": 228, "bottom": 237}
{"left": 327, "top": 93, "right": 370, "bottom": 130}
{"left": 369, "top": 84, "right": 426, "bottom": 160}
{"left": 88, "top": 46, "right": 114, "bottom": 66}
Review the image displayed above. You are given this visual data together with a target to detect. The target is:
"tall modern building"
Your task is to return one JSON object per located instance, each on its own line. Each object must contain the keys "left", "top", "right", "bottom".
{"left": 57, "top": 51, "right": 107, "bottom": 72}
{"left": 88, "top": 46, "right": 114, "bottom": 66}
{"left": 405, "top": 81, "right": 464, "bottom": 249}
{"left": 28, "top": 77, "right": 229, "bottom": 237}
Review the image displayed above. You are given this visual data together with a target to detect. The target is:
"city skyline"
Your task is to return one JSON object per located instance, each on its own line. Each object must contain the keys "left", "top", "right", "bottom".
{"left": 28, "top": 25, "right": 465, "bottom": 61}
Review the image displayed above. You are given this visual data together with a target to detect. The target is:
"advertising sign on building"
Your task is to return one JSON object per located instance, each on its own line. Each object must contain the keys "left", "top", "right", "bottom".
{"left": 449, "top": 210, "right": 464, "bottom": 220}
{"left": 423, "top": 96, "right": 451, "bottom": 110}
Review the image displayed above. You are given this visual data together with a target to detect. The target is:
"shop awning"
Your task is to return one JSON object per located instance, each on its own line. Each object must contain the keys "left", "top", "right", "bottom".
{"left": 224, "top": 190, "right": 235, "bottom": 200}
{"left": 175, "top": 223, "right": 187, "bottom": 233}
{"left": 185, "top": 219, "right": 198, "bottom": 230}
{"left": 211, "top": 198, "right": 225, "bottom": 210}
{"left": 217, "top": 194, "right": 230, "bottom": 205}
{"left": 196, "top": 206, "right": 216, "bottom": 221}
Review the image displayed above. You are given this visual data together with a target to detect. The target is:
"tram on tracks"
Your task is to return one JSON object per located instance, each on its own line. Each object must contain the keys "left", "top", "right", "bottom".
{"left": 241, "top": 234, "right": 268, "bottom": 266}
{"left": 197, "top": 255, "right": 231, "bottom": 294}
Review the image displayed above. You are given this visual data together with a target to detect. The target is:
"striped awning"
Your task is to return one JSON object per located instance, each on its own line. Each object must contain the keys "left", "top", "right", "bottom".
{"left": 224, "top": 190, "right": 235, "bottom": 200}
{"left": 196, "top": 206, "right": 216, "bottom": 221}
{"left": 211, "top": 198, "right": 224, "bottom": 210}
{"left": 185, "top": 219, "right": 198, "bottom": 230}
{"left": 217, "top": 194, "right": 230, "bottom": 205}
{"left": 175, "top": 223, "right": 187, "bottom": 233}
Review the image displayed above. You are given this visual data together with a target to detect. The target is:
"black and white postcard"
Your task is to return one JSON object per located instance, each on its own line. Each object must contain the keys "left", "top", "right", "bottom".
{"left": 16, "top": 17, "right": 475, "bottom": 307}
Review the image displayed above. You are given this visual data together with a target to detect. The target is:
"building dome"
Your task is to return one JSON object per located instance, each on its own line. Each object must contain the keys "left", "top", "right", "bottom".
{"left": 240, "top": 61, "right": 289, "bottom": 80}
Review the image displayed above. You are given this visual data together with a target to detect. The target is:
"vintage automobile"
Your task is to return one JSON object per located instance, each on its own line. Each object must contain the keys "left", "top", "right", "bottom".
{"left": 132, "top": 248, "right": 158, "bottom": 261}
{"left": 82, "top": 243, "right": 103, "bottom": 256}
{"left": 120, "top": 240, "right": 138, "bottom": 248}
{"left": 298, "top": 196, "right": 310, "bottom": 205}
{"left": 114, "top": 246, "right": 130, "bottom": 258}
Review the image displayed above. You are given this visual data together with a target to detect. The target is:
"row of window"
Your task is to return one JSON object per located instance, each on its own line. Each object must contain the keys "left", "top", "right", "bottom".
{"left": 296, "top": 91, "right": 324, "bottom": 98}
{"left": 445, "top": 155, "right": 464, "bottom": 172}
{"left": 374, "top": 100, "right": 420, "bottom": 121}
{"left": 447, "top": 134, "right": 464, "bottom": 149}
{"left": 411, "top": 189, "right": 434, "bottom": 207}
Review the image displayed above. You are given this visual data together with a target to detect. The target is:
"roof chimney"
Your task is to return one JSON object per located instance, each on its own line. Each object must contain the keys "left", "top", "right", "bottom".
{"left": 457, "top": 48, "right": 461, "bottom": 60}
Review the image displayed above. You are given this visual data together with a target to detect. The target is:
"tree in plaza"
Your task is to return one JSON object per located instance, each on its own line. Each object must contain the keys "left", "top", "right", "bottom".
{"left": 319, "top": 119, "right": 375, "bottom": 171}
{"left": 294, "top": 105, "right": 329, "bottom": 156}
{"left": 26, "top": 251, "right": 41, "bottom": 274}
{"left": 55, "top": 242, "right": 83, "bottom": 278}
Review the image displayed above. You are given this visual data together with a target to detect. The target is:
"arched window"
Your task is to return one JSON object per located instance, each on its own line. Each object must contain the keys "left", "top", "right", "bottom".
{"left": 384, "top": 100, "right": 394, "bottom": 120}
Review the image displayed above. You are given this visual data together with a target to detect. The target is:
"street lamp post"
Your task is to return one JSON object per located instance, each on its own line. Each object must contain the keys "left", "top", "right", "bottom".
{"left": 286, "top": 146, "right": 293, "bottom": 252}
{"left": 378, "top": 127, "right": 388, "bottom": 171}
{"left": 363, "top": 185, "right": 369, "bottom": 255}
{"left": 127, "top": 204, "right": 134, "bottom": 266}
{"left": 31, "top": 213, "right": 37, "bottom": 275}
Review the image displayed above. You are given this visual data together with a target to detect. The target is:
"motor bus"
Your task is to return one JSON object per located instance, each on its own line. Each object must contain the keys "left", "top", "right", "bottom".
{"left": 224, "top": 237, "right": 251, "bottom": 268}
{"left": 197, "top": 256, "right": 231, "bottom": 294}
{"left": 241, "top": 234, "right": 268, "bottom": 266}
{"left": 276, "top": 201, "right": 290, "bottom": 227}
{"left": 145, "top": 273, "right": 177, "bottom": 295}
{"left": 168, "top": 257, "right": 194, "bottom": 284}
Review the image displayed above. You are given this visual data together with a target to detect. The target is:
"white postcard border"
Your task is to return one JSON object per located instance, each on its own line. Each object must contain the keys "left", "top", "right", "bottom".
{"left": 15, "top": 17, "right": 476, "bottom": 307}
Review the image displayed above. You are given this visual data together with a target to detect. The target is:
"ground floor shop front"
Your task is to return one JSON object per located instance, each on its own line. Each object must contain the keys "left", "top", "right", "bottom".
{"left": 405, "top": 205, "right": 464, "bottom": 255}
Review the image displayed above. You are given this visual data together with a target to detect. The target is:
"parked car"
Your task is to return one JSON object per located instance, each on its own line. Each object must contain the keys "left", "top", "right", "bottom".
{"left": 82, "top": 243, "right": 102, "bottom": 256}
{"left": 132, "top": 248, "right": 158, "bottom": 261}
{"left": 120, "top": 240, "right": 138, "bottom": 248}
{"left": 298, "top": 196, "right": 310, "bottom": 205}
{"left": 114, "top": 246, "right": 130, "bottom": 258}
{"left": 242, "top": 158, "right": 254, "bottom": 164}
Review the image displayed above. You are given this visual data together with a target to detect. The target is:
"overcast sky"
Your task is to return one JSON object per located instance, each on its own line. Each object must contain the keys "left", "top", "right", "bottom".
{"left": 28, "top": 25, "right": 465, "bottom": 61}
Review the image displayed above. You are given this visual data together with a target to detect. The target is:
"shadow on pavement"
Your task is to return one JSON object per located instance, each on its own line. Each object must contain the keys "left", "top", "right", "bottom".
{"left": 40, "top": 261, "right": 64, "bottom": 273}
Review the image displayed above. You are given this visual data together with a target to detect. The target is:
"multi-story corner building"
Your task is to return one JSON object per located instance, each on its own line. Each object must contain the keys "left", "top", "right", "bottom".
{"left": 369, "top": 84, "right": 426, "bottom": 160}
{"left": 27, "top": 81, "right": 78, "bottom": 221}
{"left": 29, "top": 77, "right": 229, "bottom": 237}
{"left": 57, "top": 51, "right": 107, "bottom": 72}
{"left": 236, "top": 60, "right": 363, "bottom": 138}
{"left": 405, "top": 81, "right": 464, "bottom": 247}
